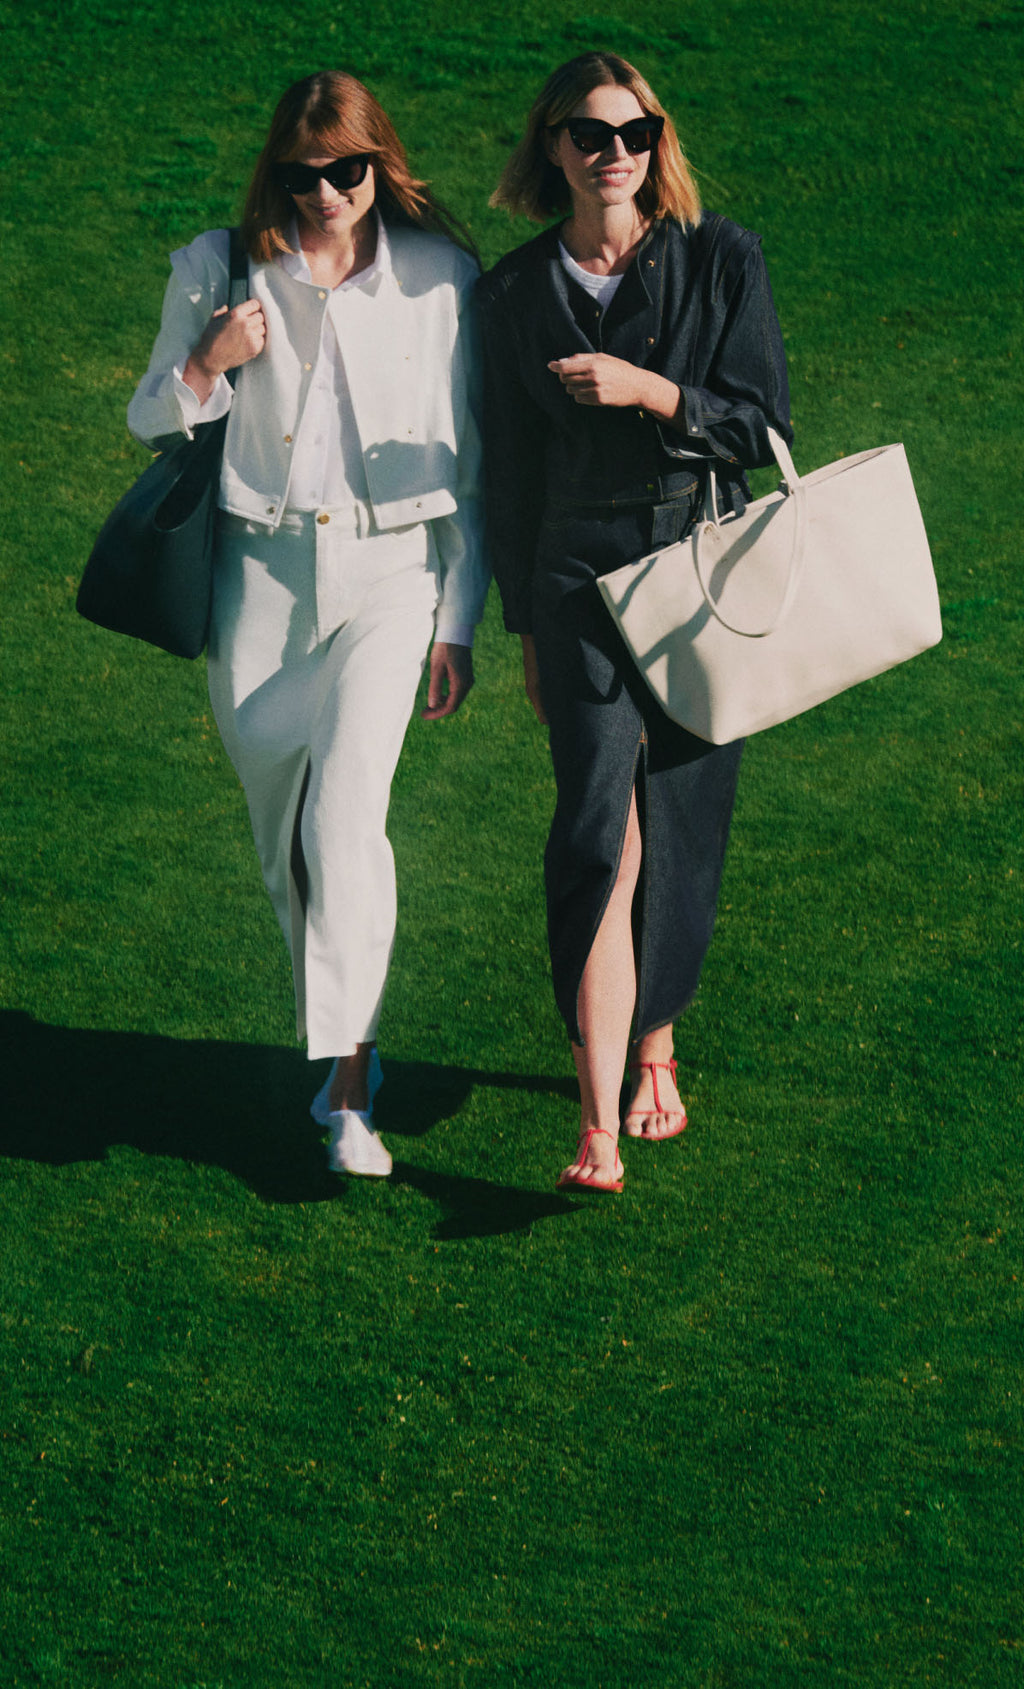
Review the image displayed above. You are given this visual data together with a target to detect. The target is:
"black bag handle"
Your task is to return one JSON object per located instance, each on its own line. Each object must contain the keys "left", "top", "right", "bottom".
{"left": 225, "top": 227, "right": 250, "bottom": 389}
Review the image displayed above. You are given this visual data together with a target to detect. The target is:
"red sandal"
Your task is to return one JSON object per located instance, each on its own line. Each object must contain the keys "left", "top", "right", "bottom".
{"left": 556, "top": 1126, "right": 624, "bottom": 1193}
{"left": 623, "top": 1059, "right": 688, "bottom": 1140}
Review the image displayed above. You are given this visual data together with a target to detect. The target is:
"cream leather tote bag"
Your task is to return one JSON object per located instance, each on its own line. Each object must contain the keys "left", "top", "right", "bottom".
{"left": 598, "top": 429, "right": 942, "bottom": 743}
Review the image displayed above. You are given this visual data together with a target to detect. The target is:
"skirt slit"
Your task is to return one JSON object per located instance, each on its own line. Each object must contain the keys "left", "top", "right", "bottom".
{"left": 534, "top": 570, "right": 743, "bottom": 1048}
{"left": 569, "top": 722, "right": 646, "bottom": 1049}
{"left": 289, "top": 757, "right": 312, "bottom": 917}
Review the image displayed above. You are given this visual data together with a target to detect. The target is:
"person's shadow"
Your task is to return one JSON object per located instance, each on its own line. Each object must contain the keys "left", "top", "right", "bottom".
{"left": 0, "top": 1010, "right": 577, "bottom": 1238}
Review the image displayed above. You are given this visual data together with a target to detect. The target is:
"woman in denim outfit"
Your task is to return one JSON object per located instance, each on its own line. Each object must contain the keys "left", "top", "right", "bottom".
{"left": 478, "top": 53, "right": 791, "bottom": 1191}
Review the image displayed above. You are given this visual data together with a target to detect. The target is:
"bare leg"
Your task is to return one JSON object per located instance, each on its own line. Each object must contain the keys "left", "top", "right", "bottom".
{"left": 327, "top": 1042, "right": 374, "bottom": 1113}
{"left": 623, "top": 1024, "right": 687, "bottom": 1138}
{"left": 560, "top": 790, "right": 643, "bottom": 1187}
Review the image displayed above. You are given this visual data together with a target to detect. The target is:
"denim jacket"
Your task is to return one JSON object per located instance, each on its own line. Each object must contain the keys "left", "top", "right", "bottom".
{"left": 477, "top": 214, "right": 792, "bottom": 633}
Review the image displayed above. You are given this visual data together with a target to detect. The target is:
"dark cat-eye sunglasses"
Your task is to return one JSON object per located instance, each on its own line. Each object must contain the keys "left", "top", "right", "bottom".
{"left": 270, "top": 156, "right": 371, "bottom": 195}
{"left": 555, "top": 116, "right": 664, "bottom": 156}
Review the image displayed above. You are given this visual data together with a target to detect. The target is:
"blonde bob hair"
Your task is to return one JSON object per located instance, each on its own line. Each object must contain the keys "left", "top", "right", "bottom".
{"left": 242, "top": 71, "right": 475, "bottom": 263}
{"left": 490, "top": 52, "right": 701, "bottom": 227}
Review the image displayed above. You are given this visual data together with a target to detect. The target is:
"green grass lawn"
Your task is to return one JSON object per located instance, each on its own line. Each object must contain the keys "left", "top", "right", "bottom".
{"left": 2, "top": 1, "right": 1022, "bottom": 1684}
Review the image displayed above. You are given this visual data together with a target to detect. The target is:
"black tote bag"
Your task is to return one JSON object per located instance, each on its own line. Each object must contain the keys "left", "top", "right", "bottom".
{"left": 77, "top": 228, "right": 249, "bottom": 659}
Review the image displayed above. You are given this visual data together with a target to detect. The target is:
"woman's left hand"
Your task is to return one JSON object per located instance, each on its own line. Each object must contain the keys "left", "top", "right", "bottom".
{"left": 548, "top": 352, "right": 646, "bottom": 407}
{"left": 548, "top": 354, "right": 682, "bottom": 421}
{"left": 421, "top": 642, "right": 475, "bottom": 720}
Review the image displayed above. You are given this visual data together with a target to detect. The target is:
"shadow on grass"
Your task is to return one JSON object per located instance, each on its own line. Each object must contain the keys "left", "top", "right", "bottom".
{"left": 0, "top": 1010, "right": 577, "bottom": 1237}
{"left": 389, "top": 1161, "right": 575, "bottom": 1240}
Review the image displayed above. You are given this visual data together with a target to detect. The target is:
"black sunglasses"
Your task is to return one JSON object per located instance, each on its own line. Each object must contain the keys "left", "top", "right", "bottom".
{"left": 270, "top": 156, "right": 371, "bottom": 195}
{"left": 561, "top": 116, "right": 664, "bottom": 156}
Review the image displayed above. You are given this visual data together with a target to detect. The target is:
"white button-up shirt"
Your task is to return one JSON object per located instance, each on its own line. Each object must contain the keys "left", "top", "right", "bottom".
{"left": 277, "top": 224, "right": 378, "bottom": 511}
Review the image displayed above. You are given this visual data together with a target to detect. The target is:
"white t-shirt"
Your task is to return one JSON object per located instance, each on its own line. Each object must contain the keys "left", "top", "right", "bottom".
{"left": 558, "top": 242, "right": 625, "bottom": 309}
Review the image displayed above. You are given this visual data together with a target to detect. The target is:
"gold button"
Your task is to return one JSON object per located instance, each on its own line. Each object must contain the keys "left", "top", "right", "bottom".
{"left": 317, "top": 290, "right": 327, "bottom": 300}
{"left": 284, "top": 434, "right": 292, "bottom": 444}
{"left": 646, "top": 337, "right": 654, "bottom": 346}
{"left": 304, "top": 362, "right": 312, "bottom": 371}
{"left": 647, "top": 259, "right": 655, "bottom": 267}
{"left": 317, "top": 513, "right": 330, "bottom": 525}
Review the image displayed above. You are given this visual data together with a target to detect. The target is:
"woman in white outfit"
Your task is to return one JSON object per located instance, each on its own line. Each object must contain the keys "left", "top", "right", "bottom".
{"left": 127, "top": 72, "right": 488, "bottom": 1175}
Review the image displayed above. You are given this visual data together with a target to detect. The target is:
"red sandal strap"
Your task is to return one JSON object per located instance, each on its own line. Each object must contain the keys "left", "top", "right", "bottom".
{"left": 628, "top": 1059, "right": 678, "bottom": 1113}
{"left": 576, "top": 1125, "right": 616, "bottom": 1153}
{"left": 572, "top": 1126, "right": 622, "bottom": 1175}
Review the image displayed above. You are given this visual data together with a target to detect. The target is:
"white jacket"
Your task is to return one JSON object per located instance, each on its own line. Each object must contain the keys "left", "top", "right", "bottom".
{"left": 127, "top": 223, "right": 489, "bottom": 632}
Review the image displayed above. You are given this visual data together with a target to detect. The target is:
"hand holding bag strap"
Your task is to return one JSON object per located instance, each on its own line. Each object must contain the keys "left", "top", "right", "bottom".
{"left": 695, "top": 427, "right": 807, "bottom": 639}
{"left": 77, "top": 227, "right": 251, "bottom": 657}
{"left": 147, "top": 227, "right": 249, "bottom": 534}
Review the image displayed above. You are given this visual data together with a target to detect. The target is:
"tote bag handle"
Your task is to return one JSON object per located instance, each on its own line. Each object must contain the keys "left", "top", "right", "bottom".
{"left": 695, "top": 428, "right": 807, "bottom": 639}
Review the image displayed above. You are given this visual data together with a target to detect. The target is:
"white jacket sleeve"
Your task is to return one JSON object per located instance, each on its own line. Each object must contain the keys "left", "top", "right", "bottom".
{"left": 429, "top": 262, "right": 490, "bottom": 640}
{"left": 127, "top": 230, "right": 234, "bottom": 448}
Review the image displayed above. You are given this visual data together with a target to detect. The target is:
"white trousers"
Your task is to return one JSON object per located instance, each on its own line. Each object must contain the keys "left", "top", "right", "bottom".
{"left": 207, "top": 506, "right": 439, "bottom": 1061}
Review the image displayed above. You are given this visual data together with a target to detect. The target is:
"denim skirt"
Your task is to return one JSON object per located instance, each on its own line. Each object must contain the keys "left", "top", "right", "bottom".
{"left": 531, "top": 484, "right": 744, "bottom": 1045}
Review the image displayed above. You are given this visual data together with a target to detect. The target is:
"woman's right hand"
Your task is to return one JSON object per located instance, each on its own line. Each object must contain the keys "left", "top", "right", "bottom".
{"left": 521, "top": 633, "right": 548, "bottom": 725}
{"left": 183, "top": 299, "right": 267, "bottom": 401}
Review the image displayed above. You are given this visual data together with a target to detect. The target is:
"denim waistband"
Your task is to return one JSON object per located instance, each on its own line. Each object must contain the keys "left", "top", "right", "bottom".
{"left": 546, "top": 470, "right": 700, "bottom": 513}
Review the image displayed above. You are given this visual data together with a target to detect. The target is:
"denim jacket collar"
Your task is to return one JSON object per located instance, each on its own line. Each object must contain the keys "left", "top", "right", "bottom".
{"left": 539, "top": 218, "right": 663, "bottom": 351}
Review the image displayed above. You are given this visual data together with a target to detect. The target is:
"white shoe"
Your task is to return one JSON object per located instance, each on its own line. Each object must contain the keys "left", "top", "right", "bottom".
{"left": 324, "top": 1108, "right": 393, "bottom": 1177}
{"left": 310, "top": 1046, "right": 383, "bottom": 1126}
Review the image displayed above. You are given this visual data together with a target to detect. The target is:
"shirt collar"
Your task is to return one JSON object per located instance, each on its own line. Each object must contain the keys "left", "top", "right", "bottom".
{"left": 278, "top": 210, "right": 392, "bottom": 294}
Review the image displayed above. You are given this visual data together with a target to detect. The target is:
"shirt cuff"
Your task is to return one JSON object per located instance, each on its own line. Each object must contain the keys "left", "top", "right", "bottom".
{"left": 173, "top": 366, "right": 233, "bottom": 431}
{"left": 433, "top": 613, "right": 475, "bottom": 648}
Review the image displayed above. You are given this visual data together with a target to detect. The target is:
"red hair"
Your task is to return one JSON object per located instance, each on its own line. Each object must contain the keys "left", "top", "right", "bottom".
{"left": 242, "top": 71, "right": 475, "bottom": 261}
